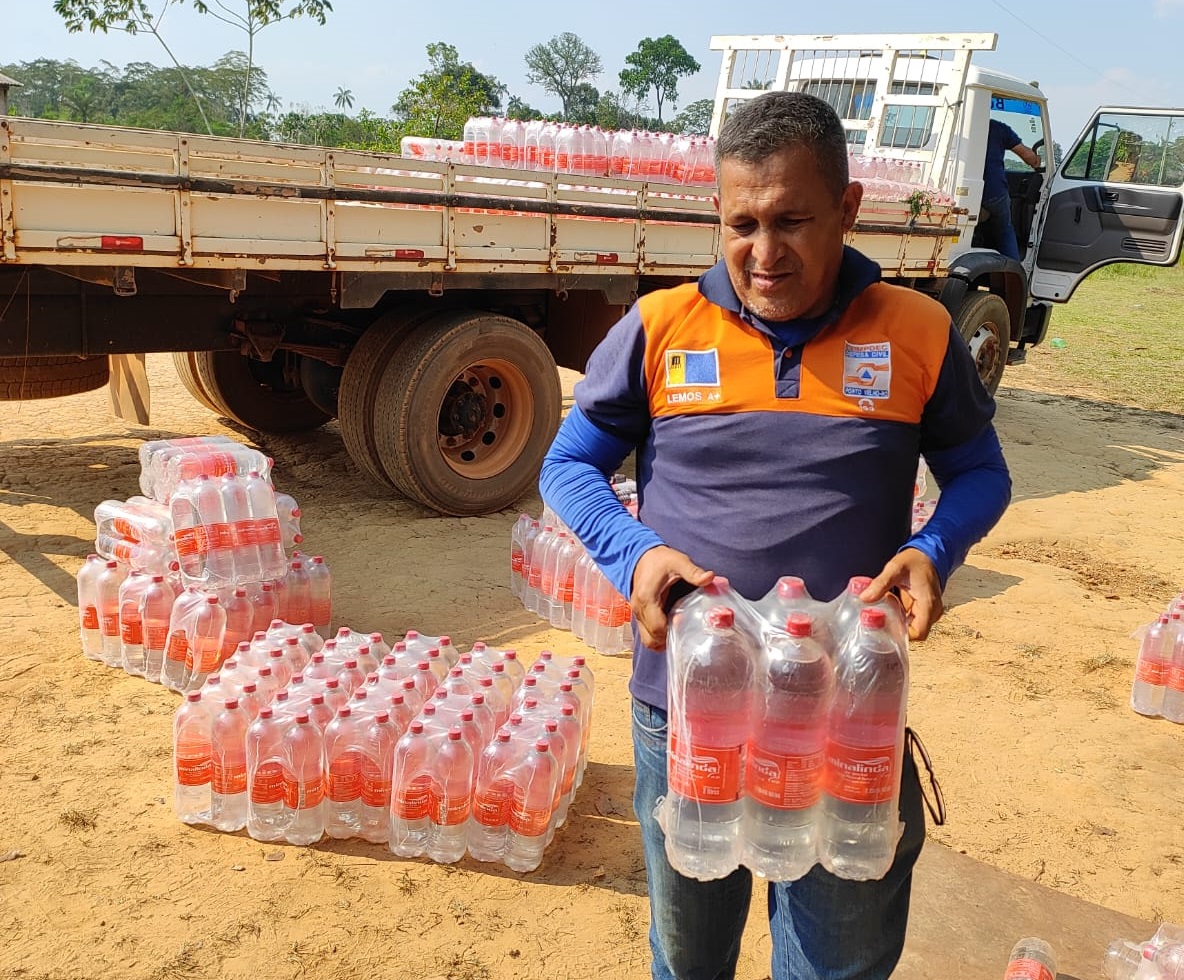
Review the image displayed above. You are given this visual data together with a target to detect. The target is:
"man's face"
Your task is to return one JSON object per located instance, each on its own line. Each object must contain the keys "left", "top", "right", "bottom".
{"left": 715, "top": 146, "right": 862, "bottom": 322}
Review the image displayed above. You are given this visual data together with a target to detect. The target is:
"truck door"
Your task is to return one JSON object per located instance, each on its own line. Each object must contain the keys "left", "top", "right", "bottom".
{"left": 1030, "top": 108, "right": 1184, "bottom": 302}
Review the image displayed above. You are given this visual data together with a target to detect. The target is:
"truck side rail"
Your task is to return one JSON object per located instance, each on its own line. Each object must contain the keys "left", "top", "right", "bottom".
{"left": 0, "top": 117, "right": 959, "bottom": 280}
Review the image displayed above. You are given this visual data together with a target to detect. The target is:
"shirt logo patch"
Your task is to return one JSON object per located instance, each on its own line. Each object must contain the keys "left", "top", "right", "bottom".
{"left": 665, "top": 349, "right": 720, "bottom": 388}
{"left": 842, "top": 342, "right": 892, "bottom": 400}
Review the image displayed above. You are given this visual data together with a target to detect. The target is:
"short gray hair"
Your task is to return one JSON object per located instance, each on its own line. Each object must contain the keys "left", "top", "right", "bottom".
{"left": 715, "top": 91, "right": 850, "bottom": 198}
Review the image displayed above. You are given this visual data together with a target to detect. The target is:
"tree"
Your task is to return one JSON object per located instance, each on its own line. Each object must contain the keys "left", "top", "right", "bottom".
{"left": 524, "top": 32, "right": 601, "bottom": 120}
{"left": 565, "top": 82, "right": 600, "bottom": 125}
{"left": 672, "top": 98, "right": 713, "bottom": 136}
{"left": 333, "top": 86, "right": 353, "bottom": 110}
{"left": 618, "top": 35, "right": 700, "bottom": 126}
{"left": 393, "top": 42, "right": 505, "bottom": 140}
{"left": 505, "top": 95, "right": 543, "bottom": 121}
{"left": 52, "top": 0, "right": 333, "bottom": 136}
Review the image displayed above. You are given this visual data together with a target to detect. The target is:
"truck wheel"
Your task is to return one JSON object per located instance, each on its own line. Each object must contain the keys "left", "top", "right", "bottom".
{"left": 172, "top": 352, "right": 223, "bottom": 414}
{"left": 0, "top": 355, "right": 110, "bottom": 400}
{"left": 371, "top": 311, "right": 561, "bottom": 516}
{"left": 192, "top": 350, "right": 332, "bottom": 433}
{"left": 338, "top": 308, "right": 435, "bottom": 486}
{"left": 955, "top": 291, "right": 1009, "bottom": 396}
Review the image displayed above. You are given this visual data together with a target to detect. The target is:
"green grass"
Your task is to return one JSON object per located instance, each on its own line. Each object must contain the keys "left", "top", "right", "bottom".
{"left": 1010, "top": 263, "right": 1184, "bottom": 414}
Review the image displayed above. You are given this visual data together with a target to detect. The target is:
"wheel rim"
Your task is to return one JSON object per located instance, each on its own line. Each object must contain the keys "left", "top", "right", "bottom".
{"left": 436, "top": 358, "right": 534, "bottom": 480}
{"left": 967, "top": 320, "right": 1003, "bottom": 387}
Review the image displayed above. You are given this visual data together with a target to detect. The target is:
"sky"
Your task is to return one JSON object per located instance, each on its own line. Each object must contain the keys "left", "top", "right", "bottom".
{"left": 7, "top": 0, "right": 1184, "bottom": 143}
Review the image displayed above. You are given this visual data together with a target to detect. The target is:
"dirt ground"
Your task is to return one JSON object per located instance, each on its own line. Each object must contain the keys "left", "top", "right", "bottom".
{"left": 1, "top": 352, "right": 1183, "bottom": 980}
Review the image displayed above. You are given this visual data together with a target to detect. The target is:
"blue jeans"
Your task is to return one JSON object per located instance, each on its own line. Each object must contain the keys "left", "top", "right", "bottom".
{"left": 632, "top": 699, "right": 926, "bottom": 980}
{"left": 981, "top": 193, "right": 1020, "bottom": 261}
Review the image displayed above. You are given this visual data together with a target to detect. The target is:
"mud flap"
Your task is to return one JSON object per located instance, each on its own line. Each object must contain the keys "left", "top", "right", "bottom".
{"left": 108, "top": 353, "right": 151, "bottom": 424}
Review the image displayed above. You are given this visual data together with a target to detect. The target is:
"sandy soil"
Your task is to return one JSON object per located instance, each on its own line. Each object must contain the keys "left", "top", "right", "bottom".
{"left": 1, "top": 353, "right": 1182, "bottom": 980}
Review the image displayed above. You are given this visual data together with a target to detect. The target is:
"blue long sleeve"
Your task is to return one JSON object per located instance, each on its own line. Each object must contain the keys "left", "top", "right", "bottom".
{"left": 538, "top": 406, "right": 665, "bottom": 600}
{"left": 905, "top": 423, "right": 1012, "bottom": 587}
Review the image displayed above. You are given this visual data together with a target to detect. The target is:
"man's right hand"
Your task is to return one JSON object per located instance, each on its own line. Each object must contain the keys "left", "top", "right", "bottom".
{"left": 630, "top": 546, "right": 714, "bottom": 651}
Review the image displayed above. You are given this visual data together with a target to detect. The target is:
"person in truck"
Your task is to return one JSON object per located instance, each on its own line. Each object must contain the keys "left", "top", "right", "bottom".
{"left": 979, "top": 116, "right": 1042, "bottom": 261}
{"left": 540, "top": 91, "right": 1010, "bottom": 980}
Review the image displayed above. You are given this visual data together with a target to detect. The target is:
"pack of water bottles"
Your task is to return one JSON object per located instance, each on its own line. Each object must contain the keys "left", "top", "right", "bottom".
{"left": 78, "top": 436, "right": 325, "bottom": 689}
{"left": 1130, "top": 590, "right": 1184, "bottom": 723}
{"left": 510, "top": 481, "right": 638, "bottom": 657}
{"left": 656, "top": 574, "right": 910, "bottom": 884}
{"left": 173, "top": 626, "right": 594, "bottom": 873}
{"left": 1103, "top": 924, "right": 1184, "bottom": 980}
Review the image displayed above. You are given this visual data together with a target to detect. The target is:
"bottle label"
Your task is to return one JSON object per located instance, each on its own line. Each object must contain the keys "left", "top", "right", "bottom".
{"left": 510, "top": 547, "right": 524, "bottom": 575}
{"left": 1136, "top": 656, "right": 1168, "bottom": 686}
{"left": 205, "top": 522, "right": 234, "bottom": 552}
{"left": 175, "top": 735, "right": 212, "bottom": 787}
{"left": 327, "top": 754, "right": 362, "bottom": 802}
{"left": 393, "top": 774, "right": 432, "bottom": 820}
{"left": 472, "top": 781, "right": 513, "bottom": 827}
{"left": 1169, "top": 664, "right": 1184, "bottom": 694}
{"left": 667, "top": 734, "right": 744, "bottom": 803}
{"left": 145, "top": 624, "right": 169, "bottom": 649}
{"left": 195, "top": 637, "right": 222, "bottom": 674}
{"left": 509, "top": 799, "right": 551, "bottom": 837}
{"left": 1003, "top": 958, "right": 1054, "bottom": 980}
{"left": 611, "top": 595, "right": 632, "bottom": 628}
{"left": 166, "top": 630, "right": 189, "bottom": 664}
{"left": 101, "top": 612, "right": 120, "bottom": 637}
{"left": 824, "top": 739, "right": 899, "bottom": 805}
{"left": 212, "top": 758, "right": 248, "bottom": 795}
{"left": 431, "top": 789, "right": 471, "bottom": 827}
{"left": 558, "top": 571, "right": 575, "bottom": 604}
{"left": 561, "top": 766, "right": 576, "bottom": 795}
{"left": 359, "top": 760, "right": 391, "bottom": 808}
{"left": 250, "top": 761, "right": 285, "bottom": 804}
{"left": 254, "top": 518, "right": 282, "bottom": 546}
{"left": 231, "top": 519, "right": 255, "bottom": 548}
{"left": 173, "top": 525, "right": 209, "bottom": 558}
{"left": 82, "top": 605, "right": 100, "bottom": 631}
{"left": 746, "top": 746, "right": 824, "bottom": 810}
{"left": 540, "top": 567, "right": 556, "bottom": 598}
{"left": 282, "top": 771, "right": 325, "bottom": 810}
{"left": 120, "top": 617, "right": 143, "bottom": 645}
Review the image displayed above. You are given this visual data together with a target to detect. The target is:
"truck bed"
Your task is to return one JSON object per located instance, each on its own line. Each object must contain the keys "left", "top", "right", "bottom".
{"left": 0, "top": 117, "right": 961, "bottom": 282}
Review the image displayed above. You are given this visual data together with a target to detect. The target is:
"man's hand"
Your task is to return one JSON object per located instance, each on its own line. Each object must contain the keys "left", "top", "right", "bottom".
{"left": 631, "top": 546, "right": 714, "bottom": 651}
{"left": 860, "top": 548, "right": 943, "bottom": 641}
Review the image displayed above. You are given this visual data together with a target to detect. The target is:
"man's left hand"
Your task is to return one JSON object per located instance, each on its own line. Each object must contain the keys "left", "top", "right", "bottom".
{"left": 860, "top": 548, "right": 943, "bottom": 641}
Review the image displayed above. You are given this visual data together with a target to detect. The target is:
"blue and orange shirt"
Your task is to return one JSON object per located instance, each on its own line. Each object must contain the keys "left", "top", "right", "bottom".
{"left": 540, "top": 246, "right": 1010, "bottom": 709}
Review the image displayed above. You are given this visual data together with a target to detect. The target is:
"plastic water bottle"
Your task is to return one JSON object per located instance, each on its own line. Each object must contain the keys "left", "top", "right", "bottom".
{"left": 96, "top": 559, "right": 125, "bottom": 667}
{"left": 548, "top": 535, "right": 581, "bottom": 630}
{"left": 662, "top": 604, "right": 758, "bottom": 881}
{"left": 139, "top": 574, "right": 174, "bottom": 682}
{"left": 1133, "top": 614, "right": 1171, "bottom": 717}
{"left": 221, "top": 587, "right": 253, "bottom": 664}
{"left": 77, "top": 553, "right": 106, "bottom": 661}
{"left": 358, "top": 710, "right": 398, "bottom": 844}
{"left": 504, "top": 739, "right": 560, "bottom": 872}
{"left": 117, "top": 571, "right": 152, "bottom": 676}
{"left": 390, "top": 720, "right": 434, "bottom": 857}
{"left": 1160, "top": 616, "right": 1184, "bottom": 723}
{"left": 209, "top": 697, "right": 250, "bottom": 831}
{"left": 510, "top": 513, "right": 530, "bottom": 598}
{"left": 323, "top": 706, "right": 366, "bottom": 840}
{"left": 425, "top": 727, "right": 474, "bottom": 864}
{"left": 173, "top": 691, "right": 212, "bottom": 825}
{"left": 195, "top": 475, "right": 235, "bottom": 587}
{"left": 275, "top": 493, "right": 304, "bottom": 551}
{"left": 469, "top": 728, "right": 519, "bottom": 862}
{"left": 244, "top": 470, "right": 287, "bottom": 581}
{"left": 743, "top": 613, "right": 834, "bottom": 881}
{"left": 570, "top": 551, "right": 595, "bottom": 642}
{"left": 281, "top": 713, "right": 325, "bottom": 845}
{"left": 186, "top": 595, "right": 228, "bottom": 690}
{"left": 526, "top": 525, "right": 556, "bottom": 614}
{"left": 820, "top": 607, "right": 909, "bottom": 881}
{"left": 161, "top": 588, "right": 204, "bottom": 691}
{"left": 286, "top": 559, "right": 312, "bottom": 626}
{"left": 1003, "top": 938, "right": 1057, "bottom": 980}
{"left": 246, "top": 706, "right": 288, "bottom": 840}
{"left": 756, "top": 576, "right": 834, "bottom": 651}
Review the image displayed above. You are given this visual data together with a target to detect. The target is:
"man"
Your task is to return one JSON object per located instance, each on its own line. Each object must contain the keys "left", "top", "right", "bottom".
{"left": 539, "top": 92, "right": 1011, "bottom": 980}
{"left": 980, "top": 116, "right": 1042, "bottom": 261}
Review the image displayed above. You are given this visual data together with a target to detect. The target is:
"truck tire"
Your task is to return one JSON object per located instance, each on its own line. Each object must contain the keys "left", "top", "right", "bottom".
{"left": 192, "top": 350, "right": 332, "bottom": 433}
{"left": 955, "top": 291, "right": 1009, "bottom": 396}
{"left": 371, "top": 310, "right": 562, "bottom": 516}
{"left": 0, "top": 355, "right": 110, "bottom": 400}
{"left": 172, "top": 352, "right": 223, "bottom": 414}
{"left": 338, "top": 308, "right": 435, "bottom": 486}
